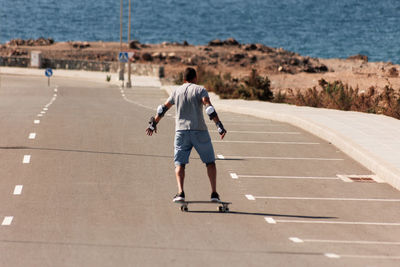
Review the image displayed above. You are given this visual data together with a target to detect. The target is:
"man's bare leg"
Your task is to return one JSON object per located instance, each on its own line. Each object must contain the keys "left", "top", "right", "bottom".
{"left": 207, "top": 162, "right": 217, "bottom": 193}
{"left": 175, "top": 165, "right": 185, "bottom": 193}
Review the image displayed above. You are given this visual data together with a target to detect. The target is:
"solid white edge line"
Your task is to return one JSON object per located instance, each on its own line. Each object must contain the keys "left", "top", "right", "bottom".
{"left": 245, "top": 194, "right": 255, "bottom": 200}
{"left": 325, "top": 253, "right": 341, "bottom": 259}
{"left": 221, "top": 156, "right": 344, "bottom": 161}
{"left": 23, "top": 155, "right": 31, "bottom": 164}
{"left": 303, "top": 239, "right": 400, "bottom": 246}
{"left": 253, "top": 196, "right": 400, "bottom": 202}
{"left": 273, "top": 219, "right": 400, "bottom": 226}
{"left": 29, "top": 133, "right": 36, "bottom": 139}
{"left": 212, "top": 140, "right": 319, "bottom": 145}
{"left": 2, "top": 216, "right": 13, "bottom": 226}
{"left": 230, "top": 173, "right": 239, "bottom": 179}
{"left": 289, "top": 237, "right": 304, "bottom": 243}
{"left": 264, "top": 217, "right": 277, "bottom": 224}
{"left": 210, "top": 130, "right": 301, "bottom": 134}
{"left": 238, "top": 175, "right": 339, "bottom": 180}
{"left": 339, "top": 254, "right": 400, "bottom": 260}
{"left": 13, "top": 185, "right": 23, "bottom": 195}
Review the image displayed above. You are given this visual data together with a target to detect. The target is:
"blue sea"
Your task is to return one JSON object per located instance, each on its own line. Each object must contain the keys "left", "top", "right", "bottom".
{"left": 1, "top": 0, "right": 400, "bottom": 63}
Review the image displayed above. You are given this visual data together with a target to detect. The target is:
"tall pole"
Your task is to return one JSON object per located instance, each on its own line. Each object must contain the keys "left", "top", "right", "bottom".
{"left": 119, "top": 0, "right": 125, "bottom": 84}
{"left": 126, "top": 0, "right": 132, "bottom": 88}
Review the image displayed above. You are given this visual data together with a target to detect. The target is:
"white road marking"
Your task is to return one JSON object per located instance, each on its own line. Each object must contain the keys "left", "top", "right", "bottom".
{"left": 245, "top": 194, "right": 256, "bottom": 200}
{"left": 2, "top": 216, "right": 13, "bottom": 226}
{"left": 40, "top": 111, "right": 46, "bottom": 114}
{"left": 43, "top": 108, "right": 48, "bottom": 111}
{"left": 264, "top": 218, "right": 400, "bottom": 226}
{"left": 221, "top": 155, "right": 344, "bottom": 161}
{"left": 289, "top": 237, "right": 304, "bottom": 243}
{"left": 338, "top": 254, "right": 400, "bottom": 260}
{"left": 217, "top": 154, "right": 225, "bottom": 159}
{"left": 230, "top": 173, "right": 239, "bottom": 179}
{"left": 210, "top": 130, "right": 301, "bottom": 135}
{"left": 294, "top": 238, "right": 400, "bottom": 246}
{"left": 252, "top": 196, "right": 400, "bottom": 202}
{"left": 237, "top": 175, "right": 339, "bottom": 180}
{"left": 29, "top": 133, "right": 36, "bottom": 139}
{"left": 264, "top": 217, "right": 277, "bottom": 224}
{"left": 37, "top": 114, "right": 43, "bottom": 117}
{"left": 13, "top": 185, "right": 23, "bottom": 195}
{"left": 212, "top": 140, "right": 319, "bottom": 145}
{"left": 34, "top": 120, "right": 40, "bottom": 124}
{"left": 207, "top": 122, "right": 283, "bottom": 126}
{"left": 324, "top": 253, "right": 341, "bottom": 259}
{"left": 23, "top": 155, "right": 31, "bottom": 164}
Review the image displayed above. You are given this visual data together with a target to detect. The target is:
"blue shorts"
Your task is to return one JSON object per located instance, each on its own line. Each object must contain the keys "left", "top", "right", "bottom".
{"left": 174, "top": 130, "right": 215, "bottom": 166}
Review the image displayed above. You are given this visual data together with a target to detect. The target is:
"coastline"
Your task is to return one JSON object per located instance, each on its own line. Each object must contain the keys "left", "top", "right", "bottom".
{"left": 1, "top": 38, "right": 400, "bottom": 93}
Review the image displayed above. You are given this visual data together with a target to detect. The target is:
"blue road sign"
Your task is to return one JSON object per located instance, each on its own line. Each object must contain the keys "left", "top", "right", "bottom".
{"left": 118, "top": 52, "right": 129, "bottom": 63}
{"left": 45, "top": 68, "right": 53, "bottom": 77}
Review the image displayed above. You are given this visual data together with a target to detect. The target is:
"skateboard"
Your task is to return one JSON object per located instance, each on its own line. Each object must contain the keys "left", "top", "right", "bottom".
{"left": 176, "top": 200, "right": 231, "bottom": 212}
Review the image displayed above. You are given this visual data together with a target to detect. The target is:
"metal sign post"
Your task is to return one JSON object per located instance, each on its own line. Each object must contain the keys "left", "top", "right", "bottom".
{"left": 45, "top": 68, "right": 53, "bottom": 86}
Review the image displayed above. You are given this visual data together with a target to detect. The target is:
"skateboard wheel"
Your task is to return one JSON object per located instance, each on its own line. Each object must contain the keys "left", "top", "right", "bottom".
{"left": 181, "top": 205, "right": 188, "bottom": 212}
{"left": 218, "top": 206, "right": 224, "bottom": 212}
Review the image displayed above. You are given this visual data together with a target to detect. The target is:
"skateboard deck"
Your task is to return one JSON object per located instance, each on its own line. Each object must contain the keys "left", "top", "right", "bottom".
{"left": 175, "top": 200, "right": 231, "bottom": 212}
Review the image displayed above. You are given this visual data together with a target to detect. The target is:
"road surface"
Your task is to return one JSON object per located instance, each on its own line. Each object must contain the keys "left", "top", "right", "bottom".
{"left": 0, "top": 74, "right": 399, "bottom": 266}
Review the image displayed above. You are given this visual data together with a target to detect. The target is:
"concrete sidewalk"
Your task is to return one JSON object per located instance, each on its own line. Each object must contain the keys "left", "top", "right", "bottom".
{"left": 163, "top": 85, "right": 400, "bottom": 191}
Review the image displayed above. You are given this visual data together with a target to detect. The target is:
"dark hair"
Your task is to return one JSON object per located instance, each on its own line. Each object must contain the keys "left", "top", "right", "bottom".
{"left": 184, "top": 67, "right": 197, "bottom": 82}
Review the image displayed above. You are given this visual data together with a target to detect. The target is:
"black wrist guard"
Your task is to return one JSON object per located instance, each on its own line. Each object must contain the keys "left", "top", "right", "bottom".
{"left": 148, "top": 116, "right": 157, "bottom": 132}
{"left": 216, "top": 121, "right": 226, "bottom": 135}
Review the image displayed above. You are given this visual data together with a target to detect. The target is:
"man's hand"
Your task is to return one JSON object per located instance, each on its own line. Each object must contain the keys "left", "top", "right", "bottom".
{"left": 216, "top": 121, "right": 227, "bottom": 139}
{"left": 146, "top": 116, "right": 157, "bottom": 136}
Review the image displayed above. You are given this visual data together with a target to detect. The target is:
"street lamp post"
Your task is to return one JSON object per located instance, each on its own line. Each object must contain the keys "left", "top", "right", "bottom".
{"left": 126, "top": 0, "right": 132, "bottom": 88}
{"left": 119, "top": 0, "right": 125, "bottom": 84}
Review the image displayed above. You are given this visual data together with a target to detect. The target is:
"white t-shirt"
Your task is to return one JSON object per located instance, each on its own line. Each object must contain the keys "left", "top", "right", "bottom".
{"left": 167, "top": 83, "right": 209, "bottom": 131}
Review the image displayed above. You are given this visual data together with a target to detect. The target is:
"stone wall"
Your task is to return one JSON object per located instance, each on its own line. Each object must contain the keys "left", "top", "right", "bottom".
{"left": 0, "top": 56, "right": 164, "bottom": 78}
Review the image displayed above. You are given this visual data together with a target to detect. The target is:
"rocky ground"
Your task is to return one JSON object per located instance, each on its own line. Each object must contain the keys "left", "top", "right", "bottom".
{"left": 1, "top": 38, "right": 400, "bottom": 92}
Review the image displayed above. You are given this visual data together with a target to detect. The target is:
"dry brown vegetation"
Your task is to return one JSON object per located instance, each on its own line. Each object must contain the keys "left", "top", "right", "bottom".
{"left": 178, "top": 67, "right": 400, "bottom": 120}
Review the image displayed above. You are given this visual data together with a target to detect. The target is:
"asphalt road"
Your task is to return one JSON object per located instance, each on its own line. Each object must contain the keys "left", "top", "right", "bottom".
{"left": 1, "top": 74, "right": 400, "bottom": 267}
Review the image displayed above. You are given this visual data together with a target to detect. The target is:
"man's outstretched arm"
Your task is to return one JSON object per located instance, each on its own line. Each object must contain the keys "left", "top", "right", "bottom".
{"left": 146, "top": 101, "right": 173, "bottom": 136}
{"left": 202, "top": 97, "right": 227, "bottom": 139}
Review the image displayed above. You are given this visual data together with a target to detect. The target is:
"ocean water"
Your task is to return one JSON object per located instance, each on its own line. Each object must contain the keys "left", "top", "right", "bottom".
{"left": 1, "top": 0, "right": 399, "bottom": 63}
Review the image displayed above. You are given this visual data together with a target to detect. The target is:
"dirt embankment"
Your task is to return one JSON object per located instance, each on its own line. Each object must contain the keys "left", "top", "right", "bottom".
{"left": 1, "top": 38, "right": 400, "bottom": 92}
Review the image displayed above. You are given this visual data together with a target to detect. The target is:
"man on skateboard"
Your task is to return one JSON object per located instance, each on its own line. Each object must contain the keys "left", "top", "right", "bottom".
{"left": 146, "top": 67, "right": 227, "bottom": 202}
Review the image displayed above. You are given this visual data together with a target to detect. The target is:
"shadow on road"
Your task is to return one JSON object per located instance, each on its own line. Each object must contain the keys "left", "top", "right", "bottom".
{"left": 185, "top": 210, "right": 337, "bottom": 219}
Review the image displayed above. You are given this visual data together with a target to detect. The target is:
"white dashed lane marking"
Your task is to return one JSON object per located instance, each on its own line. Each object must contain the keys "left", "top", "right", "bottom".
{"left": 13, "top": 185, "right": 23, "bottom": 195}
{"left": 23, "top": 155, "right": 31, "bottom": 164}
{"left": 29, "top": 133, "right": 36, "bottom": 139}
{"left": 2, "top": 216, "right": 13, "bottom": 226}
